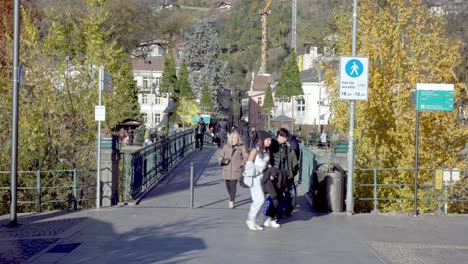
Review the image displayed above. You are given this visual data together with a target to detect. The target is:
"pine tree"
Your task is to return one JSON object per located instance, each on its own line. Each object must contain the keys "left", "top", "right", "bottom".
{"left": 178, "top": 61, "right": 195, "bottom": 99}
{"left": 325, "top": 0, "right": 467, "bottom": 213}
{"left": 275, "top": 49, "right": 304, "bottom": 132}
{"left": 262, "top": 84, "right": 275, "bottom": 129}
{"left": 200, "top": 84, "right": 214, "bottom": 114}
{"left": 159, "top": 53, "right": 179, "bottom": 97}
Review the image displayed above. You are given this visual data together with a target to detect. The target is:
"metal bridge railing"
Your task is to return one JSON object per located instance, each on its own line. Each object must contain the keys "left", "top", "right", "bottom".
{"left": 122, "top": 129, "right": 194, "bottom": 201}
{"left": 354, "top": 168, "right": 467, "bottom": 214}
{"left": 0, "top": 169, "right": 96, "bottom": 214}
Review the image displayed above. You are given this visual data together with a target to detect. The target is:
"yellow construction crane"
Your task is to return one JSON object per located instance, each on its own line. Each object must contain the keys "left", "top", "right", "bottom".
{"left": 259, "top": 0, "right": 272, "bottom": 74}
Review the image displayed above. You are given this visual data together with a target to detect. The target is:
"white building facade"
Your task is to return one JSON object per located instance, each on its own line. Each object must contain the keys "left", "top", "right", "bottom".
{"left": 131, "top": 41, "right": 170, "bottom": 131}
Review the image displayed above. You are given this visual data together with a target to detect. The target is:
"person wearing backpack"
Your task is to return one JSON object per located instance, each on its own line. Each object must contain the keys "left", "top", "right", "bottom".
{"left": 218, "top": 131, "right": 248, "bottom": 208}
{"left": 195, "top": 116, "right": 206, "bottom": 150}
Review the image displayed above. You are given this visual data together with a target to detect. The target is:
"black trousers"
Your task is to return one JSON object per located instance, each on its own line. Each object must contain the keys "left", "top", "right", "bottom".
{"left": 225, "top": 180, "right": 238, "bottom": 202}
{"left": 195, "top": 133, "right": 204, "bottom": 149}
{"left": 283, "top": 178, "right": 294, "bottom": 216}
{"left": 263, "top": 180, "right": 281, "bottom": 219}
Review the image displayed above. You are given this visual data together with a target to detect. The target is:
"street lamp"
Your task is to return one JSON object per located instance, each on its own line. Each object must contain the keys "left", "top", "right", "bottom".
{"left": 275, "top": 96, "right": 291, "bottom": 129}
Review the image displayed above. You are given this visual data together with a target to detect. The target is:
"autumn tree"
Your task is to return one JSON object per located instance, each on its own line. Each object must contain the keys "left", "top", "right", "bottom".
{"left": 325, "top": 0, "right": 467, "bottom": 213}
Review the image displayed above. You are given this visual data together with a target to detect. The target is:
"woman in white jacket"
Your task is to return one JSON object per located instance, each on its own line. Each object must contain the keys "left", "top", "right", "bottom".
{"left": 244, "top": 131, "right": 272, "bottom": 231}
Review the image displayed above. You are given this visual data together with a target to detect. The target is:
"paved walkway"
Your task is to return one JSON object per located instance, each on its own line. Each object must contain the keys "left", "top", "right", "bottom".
{"left": 1, "top": 145, "right": 468, "bottom": 263}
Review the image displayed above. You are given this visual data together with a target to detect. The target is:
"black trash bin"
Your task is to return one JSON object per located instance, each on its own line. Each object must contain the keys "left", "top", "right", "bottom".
{"left": 313, "top": 163, "right": 345, "bottom": 212}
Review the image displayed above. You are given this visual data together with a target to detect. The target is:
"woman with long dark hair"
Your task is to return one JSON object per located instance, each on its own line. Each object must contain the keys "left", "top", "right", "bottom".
{"left": 243, "top": 131, "right": 272, "bottom": 231}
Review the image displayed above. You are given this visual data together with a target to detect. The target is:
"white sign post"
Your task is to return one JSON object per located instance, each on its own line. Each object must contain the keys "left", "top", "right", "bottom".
{"left": 95, "top": 106, "right": 106, "bottom": 121}
{"left": 339, "top": 56, "right": 369, "bottom": 101}
{"left": 96, "top": 67, "right": 112, "bottom": 210}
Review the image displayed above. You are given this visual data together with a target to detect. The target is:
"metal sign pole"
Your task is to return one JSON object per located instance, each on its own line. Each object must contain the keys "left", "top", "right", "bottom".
{"left": 346, "top": 0, "right": 358, "bottom": 215}
{"left": 10, "top": 0, "right": 20, "bottom": 225}
{"left": 96, "top": 67, "right": 103, "bottom": 209}
{"left": 413, "top": 109, "right": 420, "bottom": 216}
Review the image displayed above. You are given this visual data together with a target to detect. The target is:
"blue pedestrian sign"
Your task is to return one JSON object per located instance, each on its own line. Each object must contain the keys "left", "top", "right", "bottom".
{"left": 340, "top": 56, "right": 369, "bottom": 101}
{"left": 345, "top": 59, "right": 364, "bottom": 78}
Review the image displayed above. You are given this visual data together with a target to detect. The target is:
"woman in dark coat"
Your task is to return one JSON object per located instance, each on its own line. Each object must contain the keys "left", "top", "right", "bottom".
{"left": 218, "top": 131, "right": 248, "bottom": 208}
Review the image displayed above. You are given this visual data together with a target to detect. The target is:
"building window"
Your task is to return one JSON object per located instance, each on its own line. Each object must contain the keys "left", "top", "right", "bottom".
{"left": 155, "top": 77, "right": 161, "bottom": 88}
{"left": 142, "top": 113, "right": 147, "bottom": 123}
{"left": 155, "top": 96, "right": 161, "bottom": 104}
{"left": 297, "top": 98, "right": 305, "bottom": 114}
{"left": 257, "top": 111, "right": 262, "bottom": 120}
{"left": 258, "top": 97, "right": 262, "bottom": 107}
{"left": 143, "top": 77, "right": 149, "bottom": 90}
{"left": 155, "top": 113, "right": 161, "bottom": 123}
{"left": 142, "top": 94, "right": 148, "bottom": 104}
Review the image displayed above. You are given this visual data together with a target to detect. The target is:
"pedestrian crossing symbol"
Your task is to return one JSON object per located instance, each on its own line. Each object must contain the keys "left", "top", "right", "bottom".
{"left": 345, "top": 59, "right": 364, "bottom": 78}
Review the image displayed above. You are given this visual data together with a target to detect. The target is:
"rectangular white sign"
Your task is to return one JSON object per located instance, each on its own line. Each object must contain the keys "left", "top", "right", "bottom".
{"left": 443, "top": 170, "right": 451, "bottom": 181}
{"left": 95, "top": 106, "right": 106, "bottom": 121}
{"left": 339, "top": 56, "right": 369, "bottom": 101}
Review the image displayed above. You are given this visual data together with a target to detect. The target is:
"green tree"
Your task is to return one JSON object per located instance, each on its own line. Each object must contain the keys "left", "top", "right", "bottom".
{"left": 200, "top": 84, "right": 214, "bottom": 114}
{"left": 275, "top": 49, "right": 304, "bottom": 132}
{"left": 159, "top": 53, "right": 179, "bottom": 96}
{"left": 262, "top": 83, "right": 275, "bottom": 129}
{"left": 178, "top": 61, "right": 195, "bottom": 98}
{"left": 325, "top": 0, "right": 467, "bottom": 213}
{"left": 184, "top": 17, "right": 228, "bottom": 117}
{"left": 177, "top": 60, "right": 196, "bottom": 129}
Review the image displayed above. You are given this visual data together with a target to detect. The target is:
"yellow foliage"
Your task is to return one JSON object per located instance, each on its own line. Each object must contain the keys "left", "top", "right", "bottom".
{"left": 325, "top": 0, "right": 467, "bottom": 213}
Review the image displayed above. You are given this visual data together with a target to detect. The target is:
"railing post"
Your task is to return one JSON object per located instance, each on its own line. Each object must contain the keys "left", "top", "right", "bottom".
{"left": 371, "top": 167, "right": 379, "bottom": 214}
{"left": 36, "top": 170, "right": 41, "bottom": 213}
{"left": 73, "top": 169, "right": 77, "bottom": 210}
{"left": 189, "top": 161, "right": 194, "bottom": 208}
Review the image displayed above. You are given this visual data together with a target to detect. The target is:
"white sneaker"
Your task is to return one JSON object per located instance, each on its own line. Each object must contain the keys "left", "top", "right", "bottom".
{"left": 229, "top": 201, "right": 234, "bottom": 208}
{"left": 255, "top": 223, "right": 264, "bottom": 231}
{"left": 246, "top": 220, "right": 258, "bottom": 231}
{"left": 264, "top": 217, "right": 280, "bottom": 228}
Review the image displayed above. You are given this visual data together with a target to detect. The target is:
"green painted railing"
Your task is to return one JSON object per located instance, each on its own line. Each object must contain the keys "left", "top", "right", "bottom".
{"left": 354, "top": 168, "right": 467, "bottom": 214}
{"left": 0, "top": 169, "right": 96, "bottom": 214}
{"left": 297, "top": 145, "right": 316, "bottom": 196}
{"left": 122, "top": 129, "right": 195, "bottom": 201}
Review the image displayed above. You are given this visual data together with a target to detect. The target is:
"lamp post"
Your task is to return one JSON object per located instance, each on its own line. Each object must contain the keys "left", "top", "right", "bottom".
{"left": 294, "top": 95, "right": 304, "bottom": 135}
{"left": 274, "top": 96, "right": 291, "bottom": 129}
{"left": 10, "top": 0, "right": 20, "bottom": 225}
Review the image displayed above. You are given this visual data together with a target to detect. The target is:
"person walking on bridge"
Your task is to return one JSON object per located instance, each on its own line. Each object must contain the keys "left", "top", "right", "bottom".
{"left": 217, "top": 117, "right": 230, "bottom": 149}
{"left": 243, "top": 131, "right": 272, "bottom": 231}
{"left": 218, "top": 131, "right": 248, "bottom": 208}
{"left": 195, "top": 115, "right": 206, "bottom": 150}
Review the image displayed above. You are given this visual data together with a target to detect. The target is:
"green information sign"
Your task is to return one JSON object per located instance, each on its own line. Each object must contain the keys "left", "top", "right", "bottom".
{"left": 192, "top": 115, "right": 211, "bottom": 124}
{"left": 416, "top": 83, "right": 454, "bottom": 111}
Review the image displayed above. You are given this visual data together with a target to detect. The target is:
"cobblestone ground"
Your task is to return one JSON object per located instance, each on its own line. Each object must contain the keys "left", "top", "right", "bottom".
{"left": 0, "top": 211, "right": 89, "bottom": 263}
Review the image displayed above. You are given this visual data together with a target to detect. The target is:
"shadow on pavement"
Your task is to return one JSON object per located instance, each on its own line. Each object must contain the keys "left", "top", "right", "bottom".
{"left": 2, "top": 212, "right": 209, "bottom": 263}
{"left": 140, "top": 147, "right": 218, "bottom": 202}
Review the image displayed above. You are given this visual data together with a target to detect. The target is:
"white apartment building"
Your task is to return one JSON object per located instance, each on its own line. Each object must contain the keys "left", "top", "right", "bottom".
{"left": 131, "top": 41, "right": 170, "bottom": 131}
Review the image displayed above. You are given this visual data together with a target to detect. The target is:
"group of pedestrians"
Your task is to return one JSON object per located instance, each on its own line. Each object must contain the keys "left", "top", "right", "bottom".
{"left": 218, "top": 126, "right": 299, "bottom": 231}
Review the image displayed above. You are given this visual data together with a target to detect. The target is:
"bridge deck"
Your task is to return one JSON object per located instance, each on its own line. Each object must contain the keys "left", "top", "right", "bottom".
{"left": 1, "top": 145, "right": 467, "bottom": 263}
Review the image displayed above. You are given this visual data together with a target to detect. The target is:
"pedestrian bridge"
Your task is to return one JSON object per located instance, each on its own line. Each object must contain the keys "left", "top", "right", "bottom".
{"left": 1, "top": 140, "right": 468, "bottom": 263}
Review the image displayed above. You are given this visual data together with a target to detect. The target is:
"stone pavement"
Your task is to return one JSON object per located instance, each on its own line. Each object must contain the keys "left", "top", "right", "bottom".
{"left": 1, "top": 145, "right": 467, "bottom": 264}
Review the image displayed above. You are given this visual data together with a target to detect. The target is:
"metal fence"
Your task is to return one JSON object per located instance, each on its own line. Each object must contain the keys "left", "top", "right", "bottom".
{"left": 296, "top": 145, "right": 467, "bottom": 214}
{"left": 354, "top": 168, "right": 467, "bottom": 214}
{"left": 121, "top": 129, "right": 195, "bottom": 201}
{"left": 0, "top": 169, "right": 96, "bottom": 214}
